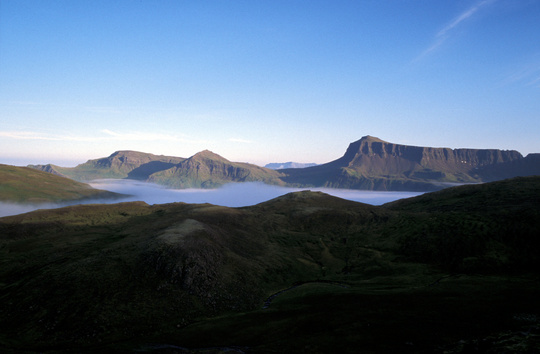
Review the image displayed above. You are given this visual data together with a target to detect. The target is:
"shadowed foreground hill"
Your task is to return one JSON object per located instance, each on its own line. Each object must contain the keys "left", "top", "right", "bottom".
{"left": 1, "top": 177, "right": 539, "bottom": 352}
{"left": 0, "top": 164, "right": 122, "bottom": 203}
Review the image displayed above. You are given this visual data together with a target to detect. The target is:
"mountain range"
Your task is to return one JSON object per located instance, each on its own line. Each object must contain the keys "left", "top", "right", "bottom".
{"left": 29, "top": 135, "right": 540, "bottom": 191}
{"left": 1, "top": 176, "right": 539, "bottom": 352}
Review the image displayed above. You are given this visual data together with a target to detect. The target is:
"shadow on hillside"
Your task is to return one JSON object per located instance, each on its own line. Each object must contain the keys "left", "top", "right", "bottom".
{"left": 127, "top": 161, "right": 178, "bottom": 180}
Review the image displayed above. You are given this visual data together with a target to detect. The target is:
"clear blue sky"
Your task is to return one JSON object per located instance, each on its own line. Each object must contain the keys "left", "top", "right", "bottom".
{"left": 1, "top": 0, "right": 539, "bottom": 166}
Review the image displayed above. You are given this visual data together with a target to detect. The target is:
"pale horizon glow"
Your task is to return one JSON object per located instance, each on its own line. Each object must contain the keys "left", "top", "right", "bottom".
{"left": 1, "top": 1, "right": 539, "bottom": 167}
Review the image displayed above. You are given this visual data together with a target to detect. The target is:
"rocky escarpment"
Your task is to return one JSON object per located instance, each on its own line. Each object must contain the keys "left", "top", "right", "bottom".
{"left": 281, "top": 136, "right": 528, "bottom": 190}
{"left": 337, "top": 136, "right": 522, "bottom": 180}
{"left": 28, "top": 136, "right": 539, "bottom": 191}
{"left": 476, "top": 153, "right": 540, "bottom": 181}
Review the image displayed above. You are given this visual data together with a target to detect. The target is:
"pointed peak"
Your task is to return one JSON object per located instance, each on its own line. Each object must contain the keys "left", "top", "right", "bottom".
{"left": 359, "top": 135, "right": 387, "bottom": 143}
{"left": 190, "top": 150, "right": 229, "bottom": 162}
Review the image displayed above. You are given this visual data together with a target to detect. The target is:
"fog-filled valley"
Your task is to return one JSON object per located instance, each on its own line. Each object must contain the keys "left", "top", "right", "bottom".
{"left": 0, "top": 179, "right": 423, "bottom": 217}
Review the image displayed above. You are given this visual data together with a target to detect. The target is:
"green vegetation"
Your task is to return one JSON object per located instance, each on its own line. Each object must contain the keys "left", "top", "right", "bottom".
{"left": 1, "top": 176, "right": 539, "bottom": 352}
{"left": 147, "top": 150, "right": 285, "bottom": 188}
{"left": 0, "top": 164, "right": 122, "bottom": 203}
{"left": 29, "top": 136, "right": 540, "bottom": 191}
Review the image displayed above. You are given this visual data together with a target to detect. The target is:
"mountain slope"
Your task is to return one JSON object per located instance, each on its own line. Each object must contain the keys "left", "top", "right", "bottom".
{"left": 1, "top": 177, "right": 539, "bottom": 352}
{"left": 28, "top": 136, "right": 539, "bottom": 191}
{"left": 30, "top": 150, "right": 186, "bottom": 181}
{"left": 146, "top": 150, "right": 286, "bottom": 188}
{"left": 0, "top": 164, "right": 122, "bottom": 203}
{"left": 281, "top": 135, "right": 527, "bottom": 191}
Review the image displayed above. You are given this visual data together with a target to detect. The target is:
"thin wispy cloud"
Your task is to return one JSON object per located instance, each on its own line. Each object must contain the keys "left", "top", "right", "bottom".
{"left": 0, "top": 131, "right": 65, "bottom": 141}
{"left": 504, "top": 56, "right": 540, "bottom": 88}
{"left": 0, "top": 129, "right": 204, "bottom": 143}
{"left": 415, "top": 0, "right": 495, "bottom": 61}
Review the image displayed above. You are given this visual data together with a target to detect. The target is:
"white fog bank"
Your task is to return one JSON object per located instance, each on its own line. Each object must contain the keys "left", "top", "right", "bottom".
{"left": 0, "top": 180, "right": 423, "bottom": 217}
{"left": 88, "top": 180, "right": 423, "bottom": 207}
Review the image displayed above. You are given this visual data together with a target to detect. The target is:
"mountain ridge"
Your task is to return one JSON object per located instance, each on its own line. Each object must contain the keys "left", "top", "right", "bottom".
{"left": 28, "top": 136, "right": 539, "bottom": 191}
{"left": 280, "top": 135, "right": 530, "bottom": 190}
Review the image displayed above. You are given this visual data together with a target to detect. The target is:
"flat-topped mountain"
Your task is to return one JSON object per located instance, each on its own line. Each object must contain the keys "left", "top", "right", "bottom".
{"left": 29, "top": 136, "right": 539, "bottom": 191}
{"left": 0, "top": 164, "right": 122, "bottom": 203}
{"left": 281, "top": 135, "right": 532, "bottom": 191}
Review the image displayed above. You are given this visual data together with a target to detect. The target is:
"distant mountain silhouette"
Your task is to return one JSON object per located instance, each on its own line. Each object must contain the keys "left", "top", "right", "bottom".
{"left": 29, "top": 136, "right": 539, "bottom": 191}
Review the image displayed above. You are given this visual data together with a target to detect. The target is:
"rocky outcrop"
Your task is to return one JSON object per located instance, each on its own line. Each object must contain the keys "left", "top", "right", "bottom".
{"left": 27, "top": 136, "right": 539, "bottom": 191}
{"left": 476, "top": 153, "right": 540, "bottom": 181}
{"left": 281, "top": 136, "right": 530, "bottom": 190}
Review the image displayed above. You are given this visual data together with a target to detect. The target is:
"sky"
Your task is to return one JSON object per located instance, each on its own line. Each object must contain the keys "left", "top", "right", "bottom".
{"left": 1, "top": 0, "right": 539, "bottom": 167}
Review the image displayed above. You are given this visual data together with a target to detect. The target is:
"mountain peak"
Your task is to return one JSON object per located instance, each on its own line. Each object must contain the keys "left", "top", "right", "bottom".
{"left": 359, "top": 135, "right": 388, "bottom": 143}
{"left": 190, "top": 150, "right": 229, "bottom": 162}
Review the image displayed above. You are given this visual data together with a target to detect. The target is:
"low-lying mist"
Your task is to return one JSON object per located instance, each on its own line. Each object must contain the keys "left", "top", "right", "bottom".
{"left": 0, "top": 180, "right": 423, "bottom": 217}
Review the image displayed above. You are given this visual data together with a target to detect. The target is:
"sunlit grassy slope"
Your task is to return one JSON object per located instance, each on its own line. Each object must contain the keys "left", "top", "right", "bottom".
{"left": 0, "top": 164, "right": 122, "bottom": 203}
{"left": 0, "top": 176, "right": 539, "bottom": 352}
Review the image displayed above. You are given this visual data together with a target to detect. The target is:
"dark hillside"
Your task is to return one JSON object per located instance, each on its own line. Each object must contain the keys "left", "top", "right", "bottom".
{"left": 384, "top": 176, "right": 540, "bottom": 272}
{"left": 1, "top": 178, "right": 539, "bottom": 352}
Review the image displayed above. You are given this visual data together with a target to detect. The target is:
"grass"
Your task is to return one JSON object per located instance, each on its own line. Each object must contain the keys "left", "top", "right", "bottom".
{"left": 0, "top": 164, "right": 122, "bottom": 203}
{"left": 1, "top": 176, "right": 539, "bottom": 352}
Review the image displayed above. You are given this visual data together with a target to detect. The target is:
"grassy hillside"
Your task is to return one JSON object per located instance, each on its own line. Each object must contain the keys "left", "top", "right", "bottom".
{"left": 0, "top": 164, "right": 122, "bottom": 203}
{"left": 148, "top": 150, "right": 286, "bottom": 188}
{"left": 0, "top": 177, "right": 539, "bottom": 352}
{"left": 30, "top": 151, "right": 186, "bottom": 181}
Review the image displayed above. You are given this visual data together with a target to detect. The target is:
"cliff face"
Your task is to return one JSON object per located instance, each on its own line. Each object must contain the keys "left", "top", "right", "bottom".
{"left": 27, "top": 136, "right": 537, "bottom": 192}
{"left": 340, "top": 136, "right": 522, "bottom": 172}
{"left": 282, "top": 136, "right": 528, "bottom": 190}
{"left": 476, "top": 153, "right": 540, "bottom": 181}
